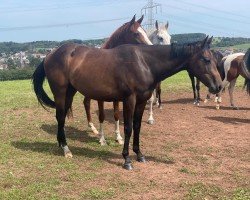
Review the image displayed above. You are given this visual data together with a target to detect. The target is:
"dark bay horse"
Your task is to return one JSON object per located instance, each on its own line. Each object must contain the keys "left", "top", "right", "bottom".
{"left": 32, "top": 36, "right": 222, "bottom": 170}
{"left": 188, "top": 50, "right": 224, "bottom": 105}
{"left": 82, "top": 15, "right": 153, "bottom": 146}
{"left": 204, "top": 50, "right": 250, "bottom": 109}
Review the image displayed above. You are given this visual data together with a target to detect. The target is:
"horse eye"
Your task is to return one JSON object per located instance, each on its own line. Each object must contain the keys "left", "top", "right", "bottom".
{"left": 201, "top": 57, "right": 211, "bottom": 63}
{"left": 134, "top": 32, "right": 140, "bottom": 37}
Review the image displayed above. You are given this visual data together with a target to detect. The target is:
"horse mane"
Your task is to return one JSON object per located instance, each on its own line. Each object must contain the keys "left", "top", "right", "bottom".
{"left": 170, "top": 41, "right": 201, "bottom": 58}
{"left": 102, "top": 22, "right": 130, "bottom": 49}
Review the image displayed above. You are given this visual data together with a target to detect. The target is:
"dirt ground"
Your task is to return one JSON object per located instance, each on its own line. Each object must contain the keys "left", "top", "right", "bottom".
{"left": 1, "top": 88, "right": 249, "bottom": 199}
{"left": 84, "top": 89, "right": 250, "bottom": 199}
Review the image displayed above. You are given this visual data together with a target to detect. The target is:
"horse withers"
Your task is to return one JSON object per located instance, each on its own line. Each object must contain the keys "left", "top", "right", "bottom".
{"left": 32, "top": 36, "right": 222, "bottom": 170}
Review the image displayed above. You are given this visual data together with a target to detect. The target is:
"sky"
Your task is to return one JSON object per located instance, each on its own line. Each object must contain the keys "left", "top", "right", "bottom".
{"left": 0, "top": 0, "right": 250, "bottom": 42}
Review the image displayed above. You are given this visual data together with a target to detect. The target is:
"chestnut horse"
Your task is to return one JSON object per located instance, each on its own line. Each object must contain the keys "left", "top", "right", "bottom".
{"left": 204, "top": 50, "right": 250, "bottom": 109}
{"left": 32, "top": 36, "right": 222, "bottom": 170}
{"left": 83, "top": 15, "right": 153, "bottom": 146}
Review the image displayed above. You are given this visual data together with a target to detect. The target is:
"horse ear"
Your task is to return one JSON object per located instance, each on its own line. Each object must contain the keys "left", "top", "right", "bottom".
{"left": 130, "top": 15, "right": 136, "bottom": 26}
{"left": 165, "top": 21, "right": 169, "bottom": 30}
{"left": 137, "top": 15, "right": 144, "bottom": 24}
{"left": 207, "top": 36, "right": 213, "bottom": 46}
{"left": 155, "top": 20, "right": 159, "bottom": 31}
{"left": 201, "top": 35, "right": 209, "bottom": 48}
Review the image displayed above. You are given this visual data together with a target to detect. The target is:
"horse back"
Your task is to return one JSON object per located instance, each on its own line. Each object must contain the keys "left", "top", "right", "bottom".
{"left": 222, "top": 53, "right": 244, "bottom": 82}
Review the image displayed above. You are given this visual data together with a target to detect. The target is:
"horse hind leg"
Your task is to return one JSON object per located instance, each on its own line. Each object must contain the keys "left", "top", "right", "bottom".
{"left": 57, "top": 84, "right": 77, "bottom": 158}
{"left": 98, "top": 101, "right": 107, "bottom": 146}
{"left": 113, "top": 101, "right": 123, "bottom": 145}
{"left": 147, "top": 94, "right": 154, "bottom": 124}
{"left": 55, "top": 90, "right": 72, "bottom": 158}
{"left": 83, "top": 97, "right": 98, "bottom": 134}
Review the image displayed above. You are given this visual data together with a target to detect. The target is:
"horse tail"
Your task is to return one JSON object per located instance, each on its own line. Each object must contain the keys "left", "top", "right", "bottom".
{"left": 242, "top": 49, "right": 250, "bottom": 95}
{"left": 32, "top": 60, "right": 56, "bottom": 109}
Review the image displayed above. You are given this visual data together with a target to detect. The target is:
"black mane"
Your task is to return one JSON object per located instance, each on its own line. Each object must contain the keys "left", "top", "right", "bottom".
{"left": 170, "top": 41, "right": 202, "bottom": 58}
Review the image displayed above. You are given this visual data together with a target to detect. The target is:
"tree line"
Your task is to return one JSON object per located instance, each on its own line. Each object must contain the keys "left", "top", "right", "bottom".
{"left": 1, "top": 34, "right": 249, "bottom": 54}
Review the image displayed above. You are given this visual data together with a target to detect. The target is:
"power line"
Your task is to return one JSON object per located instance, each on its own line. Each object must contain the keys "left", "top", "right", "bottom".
{"left": 161, "top": 4, "right": 250, "bottom": 26}
{"left": 0, "top": 17, "right": 129, "bottom": 32}
{"left": 170, "top": 0, "right": 248, "bottom": 19}
{"left": 161, "top": 13, "right": 250, "bottom": 37}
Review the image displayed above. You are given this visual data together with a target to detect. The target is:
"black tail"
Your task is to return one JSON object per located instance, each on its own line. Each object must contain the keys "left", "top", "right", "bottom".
{"left": 243, "top": 79, "right": 250, "bottom": 95}
{"left": 243, "top": 48, "right": 250, "bottom": 95}
{"left": 32, "top": 60, "right": 56, "bottom": 109}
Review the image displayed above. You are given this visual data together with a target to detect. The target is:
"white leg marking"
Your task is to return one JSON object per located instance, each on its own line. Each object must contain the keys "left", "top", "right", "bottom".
{"left": 114, "top": 120, "right": 123, "bottom": 145}
{"left": 99, "top": 123, "right": 106, "bottom": 146}
{"left": 62, "top": 145, "right": 73, "bottom": 158}
{"left": 88, "top": 122, "right": 99, "bottom": 135}
{"left": 148, "top": 94, "right": 154, "bottom": 125}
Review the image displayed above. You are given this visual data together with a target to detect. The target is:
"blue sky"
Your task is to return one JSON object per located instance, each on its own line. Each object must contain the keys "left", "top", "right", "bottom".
{"left": 0, "top": 0, "right": 250, "bottom": 42}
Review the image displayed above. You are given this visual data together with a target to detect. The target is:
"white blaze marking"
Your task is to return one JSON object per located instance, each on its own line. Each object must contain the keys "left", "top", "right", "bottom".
{"left": 138, "top": 27, "right": 153, "bottom": 45}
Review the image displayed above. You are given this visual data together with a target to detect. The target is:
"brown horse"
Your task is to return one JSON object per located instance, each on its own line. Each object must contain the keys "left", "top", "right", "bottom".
{"left": 204, "top": 50, "right": 250, "bottom": 109}
{"left": 32, "top": 36, "right": 222, "bottom": 170}
{"left": 83, "top": 15, "right": 153, "bottom": 146}
{"left": 188, "top": 50, "right": 224, "bottom": 105}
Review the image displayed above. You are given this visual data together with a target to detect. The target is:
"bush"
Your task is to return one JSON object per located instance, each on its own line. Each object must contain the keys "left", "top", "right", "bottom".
{"left": 0, "top": 68, "right": 35, "bottom": 81}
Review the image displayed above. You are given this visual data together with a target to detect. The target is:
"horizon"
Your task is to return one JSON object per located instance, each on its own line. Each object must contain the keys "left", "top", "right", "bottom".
{"left": 1, "top": 0, "right": 250, "bottom": 42}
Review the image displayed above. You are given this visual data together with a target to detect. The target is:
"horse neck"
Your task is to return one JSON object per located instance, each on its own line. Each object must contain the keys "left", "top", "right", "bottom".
{"left": 142, "top": 45, "right": 190, "bottom": 82}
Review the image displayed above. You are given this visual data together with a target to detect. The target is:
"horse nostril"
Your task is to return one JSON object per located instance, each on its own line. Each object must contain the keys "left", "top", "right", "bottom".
{"left": 218, "top": 86, "right": 222, "bottom": 91}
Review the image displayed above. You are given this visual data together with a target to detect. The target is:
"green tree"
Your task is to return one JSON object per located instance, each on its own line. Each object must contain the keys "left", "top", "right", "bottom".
{"left": 6, "top": 58, "right": 16, "bottom": 69}
{"left": 28, "top": 55, "right": 42, "bottom": 68}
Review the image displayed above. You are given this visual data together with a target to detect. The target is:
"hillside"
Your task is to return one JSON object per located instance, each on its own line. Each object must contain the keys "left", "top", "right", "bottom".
{"left": 0, "top": 33, "right": 249, "bottom": 54}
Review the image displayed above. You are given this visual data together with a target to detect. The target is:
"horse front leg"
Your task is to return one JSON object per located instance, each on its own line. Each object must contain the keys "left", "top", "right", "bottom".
{"left": 133, "top": 101, "right": 147, "bottom": 163}
{"left": 228, "top": 78, "right": 238, "bottom": 109}
{"left": 204, "top": 91, "right": 211, "bottom": 103}
{"left": 83, "top": 97, "right": 98, "bottom": 134}
{"left": 156, "top": 82, "right": 162, "bottom": 109}
{"left": 122, "top": 95, "right": 136, "bottom": 170}
{"left": 188, "top": 72, "right": 197, "bottom": 104}
{"left": 113, "top": 101, "right": 123, "bottom": 145}
{"left": 98, "top": 101, "right": 106, "bottom": 145}
{"left": 215, "top": 93, "right": 222, "bottom": 110}
{"left": 196, "top": 79, "right": 201, "bottom": 105}
{"left": 147, "top": 94, "right": 154, "bottom": 124}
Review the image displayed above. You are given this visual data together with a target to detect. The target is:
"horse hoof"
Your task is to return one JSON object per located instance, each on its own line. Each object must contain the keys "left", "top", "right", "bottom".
{"left": 216, "top": 106, "right": 220, "bottom": 110}
{"left": 116, "top": 139, "right": 124, "bottom": 145}
{"left": 64, "top": 151, "right": 73, "bottom": 158}
{"left": 148, "top": 120, "right": 154, "bottom": 125}
{"left": 232, "top": 106, "right": 239, "bottom": 110}
{"left": 137, "top": 156, "right": 146, "bottom": 163}
{"left": 62, "top": 145, "right": 73, "bottom": 158}
{"left": 204, "top": 99, "right": 208, "bottom": 103}
{"left": 123, "top": 162, "right": 133, "bottom": 170}
{"left": 159, "top": 106, "right": 163, "bottom": 110}
{"left": 92, "top": 129, "right": 99, "bottom": 135}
